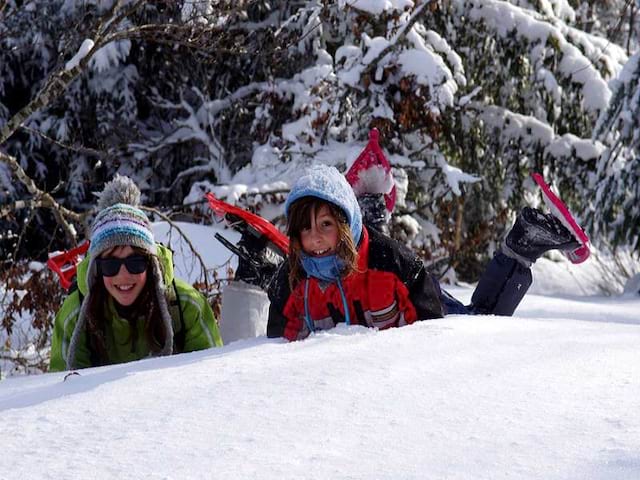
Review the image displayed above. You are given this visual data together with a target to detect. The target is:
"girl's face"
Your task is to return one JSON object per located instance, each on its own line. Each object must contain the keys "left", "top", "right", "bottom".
{"left": 99, "top": 245, "right": 148, "bottom": 306}
{"left": 300, "top": 204, "right": 340, "bottom": 257}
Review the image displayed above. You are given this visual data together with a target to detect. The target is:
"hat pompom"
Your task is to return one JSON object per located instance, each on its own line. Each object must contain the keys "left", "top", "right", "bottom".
{"left": 351, "top": 164, "right": 394, "bottom": 197}
{"left": 97, "top": 174, "right": 142, "bottom": 209}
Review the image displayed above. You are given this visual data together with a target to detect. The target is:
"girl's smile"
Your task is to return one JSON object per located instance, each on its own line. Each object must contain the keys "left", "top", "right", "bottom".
{"left": 101, "top": 245, "right": 148, "bottom": 306}
{"left": 300, "top": 205, "right": 339, "bottom": 257}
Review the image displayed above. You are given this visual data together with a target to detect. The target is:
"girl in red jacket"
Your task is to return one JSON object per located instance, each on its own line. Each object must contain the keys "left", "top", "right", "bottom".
{"left": 268, "top": 164, "right": 443, "bottom": 341}
{"left": 267, "top": 165, "right": 581, "bottom": 340}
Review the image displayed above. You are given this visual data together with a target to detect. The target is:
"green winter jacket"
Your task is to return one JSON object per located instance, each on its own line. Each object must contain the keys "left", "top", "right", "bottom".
{"left": 49, "top": 244, "right": 223, "bottom": 371}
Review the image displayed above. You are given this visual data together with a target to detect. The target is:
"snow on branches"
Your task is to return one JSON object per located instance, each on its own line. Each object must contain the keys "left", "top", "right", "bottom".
{"left": 589, "top": 51, "right": 640, "bottom": 250}
{"left": 2, "top": 0, "right": 639, "bottom": 273}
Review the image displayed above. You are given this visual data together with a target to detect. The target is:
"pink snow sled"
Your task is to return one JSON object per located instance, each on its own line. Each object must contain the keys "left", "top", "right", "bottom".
{"left": 532, "top": 173, "right": 590, "bottom": 264}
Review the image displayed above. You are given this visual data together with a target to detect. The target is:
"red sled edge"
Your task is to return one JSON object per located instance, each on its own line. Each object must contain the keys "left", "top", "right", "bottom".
{"left": 205, "top": 193, "right": 289, "bottom": 255}
{"left": 47, "top": 240, "right": 90, "bottom": 290}
{"left": 531, "top": 173, "right": 590, "bottom": 264}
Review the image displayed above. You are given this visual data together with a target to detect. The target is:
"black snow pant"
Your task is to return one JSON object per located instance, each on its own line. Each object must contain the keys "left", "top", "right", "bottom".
{"left": 440, "top": 251, "right": 532, "bottom": 316}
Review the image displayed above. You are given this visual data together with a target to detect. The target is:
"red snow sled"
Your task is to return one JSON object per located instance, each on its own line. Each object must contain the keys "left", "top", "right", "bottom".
{"left": 532, "top": 173, "right": 590, "bottom": 264}
{"left": 206, "top": 193, "right": 289, "bottom": 256}
{"left": 47, "top": 240, "right": 90, "bottom": 290}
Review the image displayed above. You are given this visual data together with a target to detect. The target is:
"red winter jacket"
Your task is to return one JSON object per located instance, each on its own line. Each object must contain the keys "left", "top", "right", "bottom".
{"left": 267, "top": 226, "right": 444, "bottom": 340}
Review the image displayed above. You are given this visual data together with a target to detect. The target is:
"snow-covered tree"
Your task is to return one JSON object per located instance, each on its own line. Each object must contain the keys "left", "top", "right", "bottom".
{"left": 0, "top": 0, "right": 270, "bottom": 258}
{"left": 573, "top": 0, "right": 639, "bottom": 54}
{"left": 195, "top": 0, "right": 628, "bottom": 277}
{"left": 590, "top": 50, "right": 640, "bottom": 250}
{"left": 0, "top": 0, "right": 634, "bottom": 277}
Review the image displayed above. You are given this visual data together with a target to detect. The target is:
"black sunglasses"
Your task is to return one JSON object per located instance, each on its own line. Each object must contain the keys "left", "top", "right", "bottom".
{"left": 97, "top": 255, "right": 149, "bottom": 277}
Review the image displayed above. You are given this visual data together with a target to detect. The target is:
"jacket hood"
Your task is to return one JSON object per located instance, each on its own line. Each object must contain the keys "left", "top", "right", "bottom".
{"left": 285, "top": 164, "right": 363, "bottom": 245}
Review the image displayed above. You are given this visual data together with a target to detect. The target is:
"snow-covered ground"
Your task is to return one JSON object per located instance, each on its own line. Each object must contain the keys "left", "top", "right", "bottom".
{"left": 0, "top": 222, "right": 639, "bottom": 479}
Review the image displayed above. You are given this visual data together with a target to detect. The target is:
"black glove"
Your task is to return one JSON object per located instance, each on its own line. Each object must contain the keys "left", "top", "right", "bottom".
{"left": 215, "top": 229, "right": 283, "bottom": 291}
{"left": 235, "top": 231, "right": 282, "bottom": 289}
{"left": 358, "top": 193, "right": 391, "bottom": 235}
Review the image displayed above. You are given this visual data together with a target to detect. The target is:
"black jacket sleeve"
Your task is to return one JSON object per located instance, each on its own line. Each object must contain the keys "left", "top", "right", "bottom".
{"left": 408, "top": 268, "right": 445, "bottom": 320}
{"left": 367, "top": 227, "right": 444, "bottom": 320}
{"left": 266, "top": 261, "right": 291, "bottom": 338}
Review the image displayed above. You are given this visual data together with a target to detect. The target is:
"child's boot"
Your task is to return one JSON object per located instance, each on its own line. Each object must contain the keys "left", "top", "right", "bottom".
{"left": 470, "top": 206, "right": 583, "bottom": 316}
{"left": 503, "top": 207, "right": 581, "bottom": 267}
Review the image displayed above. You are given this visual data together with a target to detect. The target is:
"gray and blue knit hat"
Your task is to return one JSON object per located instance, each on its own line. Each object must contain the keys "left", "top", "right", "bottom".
{"left": 89, "top": 176, "right": 156, "bottom": 258}
{"left": 285, "top": 164, "right": 363, "bottom": 245}
{"left": 89, "top": 203, "right": 156, "bottom": 258}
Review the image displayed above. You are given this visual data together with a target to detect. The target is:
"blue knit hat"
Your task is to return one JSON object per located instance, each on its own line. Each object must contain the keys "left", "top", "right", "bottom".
{"left": 285, "top": 164, "right": 363, "bottom": 245}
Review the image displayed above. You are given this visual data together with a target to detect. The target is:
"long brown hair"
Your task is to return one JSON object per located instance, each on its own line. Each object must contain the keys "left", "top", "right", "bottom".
{"left": 286, "top": 197, "right": 359, "bottom": 291}
{"left": 85, "top": 247, "right": 169, "bottom": 365}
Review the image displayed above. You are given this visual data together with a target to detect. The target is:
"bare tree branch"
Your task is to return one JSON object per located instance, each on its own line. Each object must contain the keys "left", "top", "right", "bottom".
{"left": 0, "top": 1, "right": 143, "bottom": 147}
{"left": 0, "top": 1, "right": 143, "bottom": 240}
{"left": 99, "top": 0, "right": 143, "bottom": 36}
{"left": 0, "top": 1, "right": 297, "bottom": 246}
{"left": 141, "top": 206, "right": 210, "bottom": 289}
{"left": 0, "top": 150, "right": 84, "bottom": 240}
{"left": 19, "top": 125, "right": 107, "bottom": 159}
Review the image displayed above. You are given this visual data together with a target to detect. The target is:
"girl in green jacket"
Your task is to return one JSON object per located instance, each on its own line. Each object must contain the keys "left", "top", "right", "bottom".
{"left": 49, "top": 175, "right": 223, "bottom": 372}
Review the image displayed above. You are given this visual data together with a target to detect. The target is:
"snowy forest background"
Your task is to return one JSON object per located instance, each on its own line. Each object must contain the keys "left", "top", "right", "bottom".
{"left": 1, "top": 0, "right": 639, "bottom": 375}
